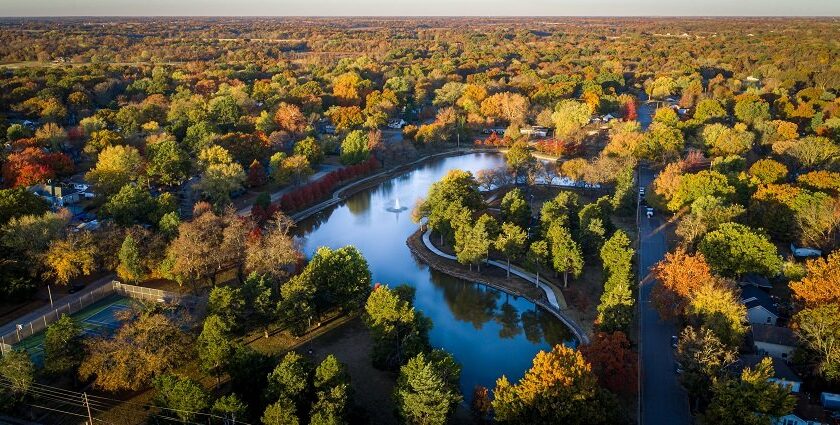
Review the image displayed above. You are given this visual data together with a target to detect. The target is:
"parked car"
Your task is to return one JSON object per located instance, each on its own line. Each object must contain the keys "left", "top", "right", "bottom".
{"left": 68, "top": 284, "right": 85, "bottom": 294}
{"left": 671, "top": 335, "right": 678, "bottom": 349}
{"left": 790, "top": 243, "right": 822, "bottom": 258}
{"left": 646, "top": 207, "right": 654, "bottom": 218}
{"left": 639, "top": 187, "right": 645, "bottom": 197}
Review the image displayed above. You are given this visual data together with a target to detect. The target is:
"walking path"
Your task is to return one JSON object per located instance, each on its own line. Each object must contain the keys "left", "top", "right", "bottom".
{"left": 420, "top": 229, "right": 589, "bottom": 344}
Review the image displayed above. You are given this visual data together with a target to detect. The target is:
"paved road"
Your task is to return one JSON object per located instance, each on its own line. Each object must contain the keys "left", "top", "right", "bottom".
{"left": 638, "top": 166, "right": 692, "bottom": 425}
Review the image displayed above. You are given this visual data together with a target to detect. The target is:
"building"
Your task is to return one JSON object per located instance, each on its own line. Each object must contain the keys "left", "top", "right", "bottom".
{"left": 736, "top": 355, "right": 801, "bottom": 393}
{"left": 740, "top": 273, "right": 772, "bottom": 289}
{"left": 519, "top": 126, "right": 549, "bottom": 138}
{"left": 741, "top": 285, "right": 779, "bottom": 325}
{"left": 28, "top": 182, "right": 82, "bottom": 207}
{"left": 752, "top": 324, "right": 798, "bottom": 360}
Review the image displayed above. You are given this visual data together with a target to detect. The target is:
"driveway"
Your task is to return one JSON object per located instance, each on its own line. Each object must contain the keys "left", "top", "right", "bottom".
{"left": 638, "top": 165, "right": 692, "bottom": 425}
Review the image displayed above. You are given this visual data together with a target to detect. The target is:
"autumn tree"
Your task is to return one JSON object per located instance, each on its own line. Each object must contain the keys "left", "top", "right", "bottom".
{"left": 196, "top": 145, "right": 246, "bottom": 206}
{"left": 85, "top": 144, "right": 143, "bottom": 196}
{"left": 42, "top": 231, "right": 97, "bottom": 285}
{"left": 701, "top": 358, "right": 795, "bottom": 425}
{"left": 493, "top": 344, "right": 618, "bottom": 424}
{"left": 274, "top": 102, "right": 307, "bottom": 134}
{"left": 552, "top": 99, "right": 591, "bottom": 138}
{"left": 793, "top": 303, "right": 840, "bottom": 381}
{"left": 790, "top": 251, "right": 840, "bottom": 306}
{"left": 650, "top": 249, "right": 713, "bottom": 321}
{"left": 676, "top": 326, "right": 738, "bottom": 408}
{"left": 79, "top": 312, "right": 190, "bottom": 392}
{"left": 579, "top": 331, "right": 638, "bottom": 397}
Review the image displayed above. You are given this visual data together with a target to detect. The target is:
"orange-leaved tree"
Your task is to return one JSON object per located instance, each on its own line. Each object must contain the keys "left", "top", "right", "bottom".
{"left": 579, "top": 331, "right": 638, "bottom": 398}
{"left": 650, "top": 248, "right": 714, "bottom": 321}
{"left": 790, "top": 251, "right": 840, "bottom": 306}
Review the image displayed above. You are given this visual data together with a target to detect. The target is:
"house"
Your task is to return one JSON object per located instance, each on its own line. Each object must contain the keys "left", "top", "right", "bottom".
{"left": 28, "top": 183, "right": 82, "bottom": 207}
{"left": 741, "top": 286, "right": 779, "bottom": 325}
{"left": 736, "top": 355, "right": 802, "bottom": 393}
{"left": 740, "top": 273, "right": 772, "bottom": 289}
{"left": 519, "top": 126, "right": 549, "bottom": 138}
{"left": 752, "top": 324, "right": 798, "bottom": 360}
{"left": 775, "top": 395, "right": 829, "bottom": 425}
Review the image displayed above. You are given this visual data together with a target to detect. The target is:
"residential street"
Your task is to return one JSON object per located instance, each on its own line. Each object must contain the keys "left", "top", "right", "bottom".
{"left": 639, "top": 166, "right": 692, "bottom": 425}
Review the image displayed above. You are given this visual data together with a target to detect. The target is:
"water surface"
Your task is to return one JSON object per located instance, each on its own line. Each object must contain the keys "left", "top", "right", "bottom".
{"left": 296, "top": 153, "right": 576, "bottom": 396}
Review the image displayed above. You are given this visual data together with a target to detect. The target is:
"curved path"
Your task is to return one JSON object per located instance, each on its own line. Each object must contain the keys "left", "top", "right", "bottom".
{"left": 421, "top": 229, "right": 589, "bottom": 344}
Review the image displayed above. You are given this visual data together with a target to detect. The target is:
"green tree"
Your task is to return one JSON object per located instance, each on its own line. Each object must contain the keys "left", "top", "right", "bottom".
{"left": 552, "top": 100, "right": 591, "bottom": 138}
{"left": 415, "top": 169, "right": 484, "bottom": 244}
{"left": 117, "top": 234, "right": 144, "bottom": 283}
{"left": 0, "top": 188, "right": 48, "bottom": 226}
{"left": 340, "top": 130, "right": 370, "bottom": 165}
{"left": 266, "top": 351, "right": 312, "bottom": 405}
{"left": 395, "top": 351, "right": 463, "bottom": 425}
{"left": 262, "top": 397, "right": 299, "bottom": 425}
{"left": 207, "top": 285, "right": 245, "bottom": 328}
{"left": 698, "top": 222, "right": 782, "bottom": 277}
{"left": 539, "top": 191, "right": 580, "bottom": 233}
{"left": 638, "top": 122, "right": 684, "bottom": 163}
{"left": 701, "top": 357, "right": 795, "bottom": 425}
{"left": 44, "top": 315, "right": 84, "bottom": 376}
{"left": 103, "top": 184, "right": 157, "bottom": 225}
{"left": 455, "top": 214, "right": 495, "bottom": 272}
{"left": 196, "top": 146, "right": 246, "bottom": 206}
{"left": 293, "top": 137, "right": 323, "bottom": 165}
{"left": 302, "top": 245, "right": 372, "bottom": 314}
{"left": 0, "top": 350, "right": 34, "bottom": 404}
{"left": 547, "top": 224, "right": 584, "bottom": 288}
{"left": 793, "top": 303, "right": 840, "bottom": 381}
{"left": 735, "top": 98, "right": 771, "bottom": 125}
{"left": 364, "top": 284, "right": 431, "bottom": 370}
{"left": 197, "top": 315, "right": 234, "bottom": 385}
{"left": 212, "top": 394, "right": 249, "bottom": 425}
{"left": 147, "top": 134, "right": 190, "bottom": 186}
{"left": 505, "top": 141, "right": 536, "bottom": 183}
{"left": 694, "top": 99, "right": 727, "bottom": 122}
{"left": 311, "top": 355, "right": 352, "bottom": 425}
{"left": 668, "top": 170, "right": 736, "bottom": 212}
{"left": 525, "top": 239, "right": 551, "bottom": 285}
{"left": 500, "top": 188, "right": 532, "bottom": 229}
{"left": 495, "top": 222, "right": 527, "bottom": 277}
{"left": 153, "top": 374, "right": 210, "bottom": 423}
{"left": 279, "top": 272, "right": 316, "bottom": 337}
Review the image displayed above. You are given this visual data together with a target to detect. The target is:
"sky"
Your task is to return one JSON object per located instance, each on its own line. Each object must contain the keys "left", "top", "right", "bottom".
{"left": 1, "top": 0, "right": 838, "bottom": 17}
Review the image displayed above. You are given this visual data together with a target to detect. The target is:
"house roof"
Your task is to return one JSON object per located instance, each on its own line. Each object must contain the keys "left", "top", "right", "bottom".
{"left": 740, "top": 273, "right": 772, "bottom": 288}
{"left": 741, "top": 286, "right": 778, "bottom": 316}
{"left": 752, "top": 324, "right": 798, "bottom": 347}
{"left": 28, "top": 183, "right": 79, "bottom": 198}
{"left": 736, "top": 354, "right": 800, "bottom": 383}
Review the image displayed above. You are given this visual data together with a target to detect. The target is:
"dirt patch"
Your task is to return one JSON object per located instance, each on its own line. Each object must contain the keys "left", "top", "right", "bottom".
{"left": 302, "top": 317, "right": 399, "bottom": 425}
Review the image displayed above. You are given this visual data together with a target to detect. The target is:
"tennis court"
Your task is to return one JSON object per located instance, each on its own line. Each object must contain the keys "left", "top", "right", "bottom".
{"left": 13, "top": 294, "right": 136, "bottom": 365}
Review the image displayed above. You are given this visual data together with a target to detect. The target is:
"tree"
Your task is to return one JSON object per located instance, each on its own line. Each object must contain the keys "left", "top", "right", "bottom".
{"left": 793, "top": 303, "right": 840, "bottom": 381}
{"left": 0, "top": 188, "right": 49, "bottom": 226}
{"left": 650, "top": 249, "right": 714, "bottom": 321}
{"left": 638, "top": 122, "right": 684, "bottom": 163}
{"left": 579, "top": 331, "right": 637, "bottom": 397}
{"left": 364, "top": 284, "right": 431, "bottom": 370}
{"left": 676, "top": 326, "right": 738, "bottom": 408}
{"left": 212, "top": 394, "right": 249, "bottom": 425}
{"left": 701, "top": 357, "right": 795, "bottom": 425}
{"left": 539, "top": 191, "right": 580, "bottom": 232}
{"left": 79, "top": 313, "right": 190, "bottom": 392}
{"left": 525, "top": 239, "right": 550, "bottom": 285}
{"left": 676, "top": 196, "right": 745, "bottom": 246}
{"left": 247, "top": 159, "right": 268, "bottom": 188}
{"left": 44, "top": 315, "right": 84, "bottom": 376}
{"left": 117, "top": 234, "right": 143, "bottom": 283}
{"left": 495, "top": 222, "right": 527, "bottom": 277}
{"left": 455, "top": 214, "right": 494, "bottom": 272}
{"left": 667, "top": 170, "right": 735, "bottom": 212}
{"left": 207, "top": 285, "right": 245, "bottom": 328}
{"left": 790, "top": 251, "right": 840, "bottom": 306}
{"left": 146, "top": 134, "right": 190, "bottom": 186}
{"left": 2, "top": 147, "right": 73, "bottom": 187}
{"left": 686, "top": 284, "right": 747, "bottom": 348}
{"left": 415, "top": 169, "right": 483, "bottom": 243}
{"left": 693, "top": 99, "right": 727, "bottom": 122}
{"left": 702, "top": 123, "right": 755, "bottom": 157}
{"left": 0, "top": 350, "right": 34, "bottom": 403}
{"left": 505, "top": 141, "right": 535, "bottom": 183}
{"left": 245, "top": 213, "right": 299, "bottom": 280}
{"left": 734, "top": 97, "right": 771, "bottom": 125}
{"left": 85, "top": 144, "right": 143, "bottom": 196}
{"left": 198, "top": 314, "right": 234, "bottom": 385}
{"left": 492, "top": 344, "right": 614, "bottom": 424}
{"left": 500, "top": 188, "right": 532, "bottom": 229}
{"left": 266, "top": 351, "right": 312, "bottom": 405}
{"left": 551, "top": 100, "right": 591, "bottom": 138}
{"left": 340, "top": 130, "right": 370, "bottom": 165}
{"left": 547, "top": 224, "right": 583, "bottom": 288}
{"left": 698, "top": 222, "right": 782, "bottom": 277}
{"left": 278, "top": 271, "right": 316, "bottom": 337}
{"left": 102, "top": 184, "right": 156, "bottom": 225}
{"left": 262, "top": 397, "right": 299, "bottom": 425}
{"left": 293, "top": 136, "right": 323, "bottom": 165}
{"left": 748, "top": 159, "right": 788, "bottom": 184}
{"left": 480, "top": 92, "right": 529, "bottom": 124}
{"left": 153, "top": 374, "right": 210, "bottom": 423}
{"left": 274, "top": 102, "right": 307, "bottom": 134}
{"left": 395, "top": 351, "right": 462, "bottom": 425}
{"left": 196, "top": 146, "right": 246, "bottom": 206}
{"left": 42, "top": 231, "right": 97, "bottom": 285}
{"left": 311, "top": 355, "right": 352, "bottom": 425}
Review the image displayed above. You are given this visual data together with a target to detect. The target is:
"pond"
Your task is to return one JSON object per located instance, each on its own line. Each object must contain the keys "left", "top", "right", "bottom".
{"left": 295, "top": 152, "right": 577, "bottom": 398}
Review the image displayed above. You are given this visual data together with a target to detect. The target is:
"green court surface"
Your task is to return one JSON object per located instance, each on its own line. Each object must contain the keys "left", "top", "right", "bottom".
{"left": 13, "top": 294, "right": 136, "bottom": 366}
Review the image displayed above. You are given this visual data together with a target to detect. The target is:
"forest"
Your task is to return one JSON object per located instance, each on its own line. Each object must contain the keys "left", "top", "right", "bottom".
{"left": 0, "top": 16, "right": 838, "bottom": 425}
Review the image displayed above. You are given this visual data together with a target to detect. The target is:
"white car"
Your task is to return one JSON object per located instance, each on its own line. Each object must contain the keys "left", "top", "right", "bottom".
{"left": 646, "top": 207, "right": 654, "bottom": 218}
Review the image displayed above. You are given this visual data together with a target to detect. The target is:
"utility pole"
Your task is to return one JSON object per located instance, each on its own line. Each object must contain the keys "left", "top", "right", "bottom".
{"left": 47, "top": 285, "right": 53, "bottom": 308}
{"left": 83, "top": 392, "right": 93, "bottom": 425}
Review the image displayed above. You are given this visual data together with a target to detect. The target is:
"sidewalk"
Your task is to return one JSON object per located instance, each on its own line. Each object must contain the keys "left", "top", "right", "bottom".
{"left": 0, "top": 274, "right": 115, "bottom": 339}
{"left": 420, "top": 229, "right": 589, "bottom": 344}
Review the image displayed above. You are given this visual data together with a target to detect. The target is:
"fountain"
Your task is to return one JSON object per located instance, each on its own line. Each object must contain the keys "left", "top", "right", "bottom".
{"left": 386, "top": 197, "right": 408, "bottom": 212}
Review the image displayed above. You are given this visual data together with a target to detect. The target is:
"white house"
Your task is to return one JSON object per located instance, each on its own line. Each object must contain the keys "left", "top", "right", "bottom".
{"left": 752, "top": 324, "right": 798, "bottom": 360}
{"left": 741, "top": 286, "right": 779, "bottom": 325}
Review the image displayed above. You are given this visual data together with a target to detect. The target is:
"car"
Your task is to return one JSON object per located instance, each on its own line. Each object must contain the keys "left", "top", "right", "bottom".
{"left": 675, "top": 361, "right": 684, "bottom": 375}
{"left": 646, "top": 207, "right": 654, "bottom": 218}
{"left": 639, "top": 187, "right": 645, "bottom": 196}
{"left": 671, "top": 335, "right": 678, "bottom": 349}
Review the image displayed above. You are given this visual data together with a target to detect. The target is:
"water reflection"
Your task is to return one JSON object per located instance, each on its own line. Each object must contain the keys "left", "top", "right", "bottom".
{"left": 294, "top": 153, "right": 578, "bottom": 397}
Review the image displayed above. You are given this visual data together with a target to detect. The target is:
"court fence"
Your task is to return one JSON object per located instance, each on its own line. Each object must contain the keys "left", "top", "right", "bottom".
{"left": 0, "top": 281, "right": 202, "bottom": 355}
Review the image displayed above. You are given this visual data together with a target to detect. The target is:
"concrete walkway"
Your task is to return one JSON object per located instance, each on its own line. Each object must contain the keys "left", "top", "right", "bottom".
{"left": 421, "top": 229, "right": 589, "bottom": 344}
